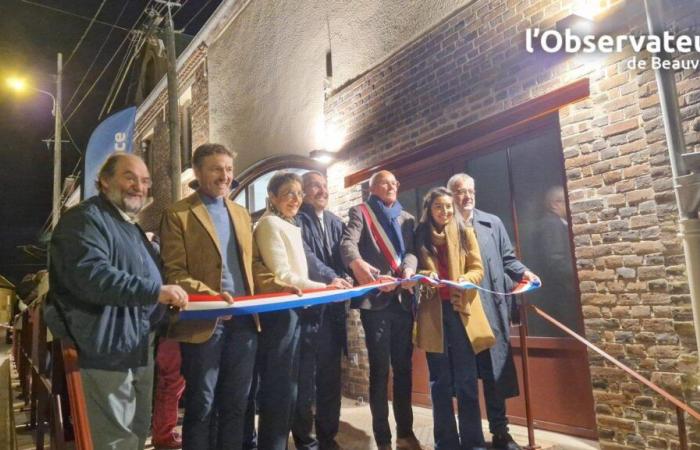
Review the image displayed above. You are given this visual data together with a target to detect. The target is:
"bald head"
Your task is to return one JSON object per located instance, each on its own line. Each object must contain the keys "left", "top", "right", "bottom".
{"left": 369, "top": 170, "right": 399, "bottom": 206}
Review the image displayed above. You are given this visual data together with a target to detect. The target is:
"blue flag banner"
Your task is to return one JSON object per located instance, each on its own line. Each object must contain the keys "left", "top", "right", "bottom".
{"left": 178, "top": 276, "right": 541, "bottom": 320}
{"left": 83, "top": 107, "right": 137, "bottom": 198}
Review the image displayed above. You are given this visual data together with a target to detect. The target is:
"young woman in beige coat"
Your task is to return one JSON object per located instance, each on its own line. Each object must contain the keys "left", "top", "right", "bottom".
{"left": 414, "top": 187, "right": 492, "bottom": 450}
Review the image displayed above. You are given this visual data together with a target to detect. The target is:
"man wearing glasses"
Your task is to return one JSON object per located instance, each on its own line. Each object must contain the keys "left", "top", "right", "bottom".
{"left": 448, "top": 173, "right": 540, "bottom": 450}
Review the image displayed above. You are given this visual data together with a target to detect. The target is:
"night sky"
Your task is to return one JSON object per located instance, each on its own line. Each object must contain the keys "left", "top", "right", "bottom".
{"left": 0, "top": 0, "right": 221, "bottom": 283}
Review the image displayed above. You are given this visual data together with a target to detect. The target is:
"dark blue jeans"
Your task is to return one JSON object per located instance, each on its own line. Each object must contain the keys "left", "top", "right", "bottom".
{"left": 426, "top": 302, "right": 484, "bottom": 450}
{"left": 180, "top": 316, "right": 258, "bottom": 450}
{"left": 292, "top": 307, "right": 344, "bottom": 449}
{"left": 258, "top": 309, "right": 302, "bottom": 450}
{"left": 360, "top": 301, "right": 414, "bottom": 446}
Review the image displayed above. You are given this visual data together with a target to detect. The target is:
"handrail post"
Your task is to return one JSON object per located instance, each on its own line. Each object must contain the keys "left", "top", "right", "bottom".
{"left": 517, "top": 296, "right": 539, "bottom": 449}
{"left": 61, "top": 340, "right": 93, "bottom": 450}
{"left": 677, "top": 406, "right": 688, "bottom": 450}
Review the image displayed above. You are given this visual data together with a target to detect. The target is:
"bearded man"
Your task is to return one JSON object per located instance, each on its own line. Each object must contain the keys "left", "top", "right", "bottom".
{"left": 47, "top": 153, "right": 188, "bottom": 450}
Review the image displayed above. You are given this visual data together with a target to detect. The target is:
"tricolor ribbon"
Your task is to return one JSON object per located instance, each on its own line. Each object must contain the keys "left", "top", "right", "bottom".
{"left": 178, "top": 276, "right": 541, "bottom": 320}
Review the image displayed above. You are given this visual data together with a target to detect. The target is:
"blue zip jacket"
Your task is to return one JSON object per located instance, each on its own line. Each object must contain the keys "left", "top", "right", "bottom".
{"left": 46, "top": 194, "right": 163, "bottom": 370}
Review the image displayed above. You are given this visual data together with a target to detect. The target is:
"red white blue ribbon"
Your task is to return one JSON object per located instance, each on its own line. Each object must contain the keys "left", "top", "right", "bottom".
{"left": 178, "top": 276, "right": 541, "bottom": 320}
{"left": 411, "top": 274, "right": 541, "bottom": 295}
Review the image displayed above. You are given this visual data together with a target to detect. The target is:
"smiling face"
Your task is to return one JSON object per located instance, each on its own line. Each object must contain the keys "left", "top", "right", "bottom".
{"left": 430, "top": 194, "right": 454, "bottom": 228}
{"left": 194, "top": 153, "right": 234, "bottom": 199}
{"left": 450, "top": 177, "right": 475, "bottom": 218}
{"left": 100, "top": 154, "right": 151, "bottom": 218}
{"left": 303, "top": 172, "right": 328, "bottom": 212}
{"left": 370, "top": 171, "right": 399, "bottom": 205}
{"left": 270, "top": 180, "right": 304, "bottom": 219}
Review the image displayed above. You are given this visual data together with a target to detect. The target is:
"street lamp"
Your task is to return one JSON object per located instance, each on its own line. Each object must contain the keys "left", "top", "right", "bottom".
{"left": 6, "top": 53, "right": 63, "bottom": 229}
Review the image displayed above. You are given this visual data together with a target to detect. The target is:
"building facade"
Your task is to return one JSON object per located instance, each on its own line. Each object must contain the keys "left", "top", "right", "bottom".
{"left": 133, "top": 0, "right": 700, "bottom": 447}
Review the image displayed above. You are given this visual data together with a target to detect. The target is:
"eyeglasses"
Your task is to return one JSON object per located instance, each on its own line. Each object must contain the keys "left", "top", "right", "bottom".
{"left": 123, "top": 174, "right": 152, "bottom": 188}
{"left": 454, "top": 188, "right": 475, "bottom": 196}
{"left": 279, "top": 190, "right": 304, "bottom": 200}
{"left": 377, "top": 180, "right": 400, "bottom": 188}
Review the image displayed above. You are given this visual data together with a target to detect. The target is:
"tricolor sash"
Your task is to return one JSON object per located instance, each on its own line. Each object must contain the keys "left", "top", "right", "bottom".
{"left": 359, "top": 203, "right": 402, "bottom": 274}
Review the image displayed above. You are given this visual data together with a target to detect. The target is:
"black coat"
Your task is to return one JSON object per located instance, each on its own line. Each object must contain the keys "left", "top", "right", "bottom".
{"left": 473, "top": 209, "right": 527, "bottom": 398}
{"left": 298, "top": 203, "right": 349, "bottom": 350}
{"left": 45, "top": 194, "right": 164, "bottom": 370}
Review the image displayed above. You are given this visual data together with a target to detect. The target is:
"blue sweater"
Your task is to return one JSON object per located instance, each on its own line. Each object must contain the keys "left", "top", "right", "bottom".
{"left": 201, "top": 193, "right": 247, "bottom": 296}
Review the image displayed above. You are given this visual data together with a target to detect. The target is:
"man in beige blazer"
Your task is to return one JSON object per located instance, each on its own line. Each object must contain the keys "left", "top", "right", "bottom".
{"left": 160, "top": 143, "right": 276, "bottom": 450}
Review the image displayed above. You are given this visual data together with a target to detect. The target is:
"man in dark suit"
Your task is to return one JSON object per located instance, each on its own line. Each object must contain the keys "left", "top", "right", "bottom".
{"left": 340, "top": 170, "right": 422, "bottom": 450}
{"left": 448, "top": 173, "right": 540, "bottom": 450}
{"left": 292, "top": 171, "right": 352, "bottom": 450}
{"left": 531, "top": 186, "right": 578, "bottom": 334}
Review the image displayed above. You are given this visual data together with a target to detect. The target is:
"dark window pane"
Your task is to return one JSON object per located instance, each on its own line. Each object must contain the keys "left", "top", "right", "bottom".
{"left": 465, "top": 148, "right": 515, "bottom": 239}
{"left": 509, "top": 126, "right": 582, "bottom": 337}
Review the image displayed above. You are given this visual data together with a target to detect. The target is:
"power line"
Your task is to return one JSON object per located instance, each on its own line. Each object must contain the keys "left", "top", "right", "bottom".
{"left": 63, "top": 0, "right": 131, "bottom": 114}
{"left": 63, "top": 1, "right": 157, "bottom": 125}
{"left": 19, "top": 0, "right": 132, "bottom": 32}
{"left": 64, "top": 0, "right": 109, "bottom": 68}
{"left": 180, "top": 0, "right": 213, "bottom": 32}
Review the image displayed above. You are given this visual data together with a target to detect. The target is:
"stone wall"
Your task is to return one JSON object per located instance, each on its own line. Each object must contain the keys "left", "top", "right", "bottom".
{"left": 324, "top": 0, "right": 700, "bottom": 447}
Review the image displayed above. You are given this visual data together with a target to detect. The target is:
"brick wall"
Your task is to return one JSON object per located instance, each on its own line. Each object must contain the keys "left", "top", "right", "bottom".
{"left": 325, "top": 0, "right": 700, "bottom": 447}
{"left": 134, "top": 56, "right": 209, "bottom": 232}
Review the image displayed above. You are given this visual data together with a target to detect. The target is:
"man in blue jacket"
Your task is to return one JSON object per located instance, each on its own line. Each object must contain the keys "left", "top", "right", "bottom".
{"left": 46, "top": 153, "right": 188, "bottom": 450}
{"left": 292, "top": 171, "right": 352, "bottom": 450}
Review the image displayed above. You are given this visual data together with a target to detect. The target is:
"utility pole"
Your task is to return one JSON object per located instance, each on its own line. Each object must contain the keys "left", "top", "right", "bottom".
{"left": 156, "top": 0, "right": 182, "bottom": 202}
{"left": 52, "top": 52, "right": 63, "bottom": 229}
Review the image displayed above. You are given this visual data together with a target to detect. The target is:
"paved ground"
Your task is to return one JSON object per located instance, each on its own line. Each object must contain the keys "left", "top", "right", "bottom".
{"left": 2, "top": 341, "right": 599, "bottom": 450}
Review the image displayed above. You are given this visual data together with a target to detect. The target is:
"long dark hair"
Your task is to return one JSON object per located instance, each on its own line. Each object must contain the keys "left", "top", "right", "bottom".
{"left": 416, "top": 187, "right": 470, "bottom": 256}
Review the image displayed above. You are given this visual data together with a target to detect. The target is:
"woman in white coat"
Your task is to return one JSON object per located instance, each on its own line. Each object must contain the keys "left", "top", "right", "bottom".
{"left": 253, "top": 171, "right": 344, "bottom": 450}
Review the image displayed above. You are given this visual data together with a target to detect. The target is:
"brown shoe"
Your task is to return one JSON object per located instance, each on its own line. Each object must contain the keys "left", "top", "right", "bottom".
{"left": 377, "top": 445, "right": 392, "bottom": 450}
{"left": 396, "top": 435, "right": 424, "bottom": 450}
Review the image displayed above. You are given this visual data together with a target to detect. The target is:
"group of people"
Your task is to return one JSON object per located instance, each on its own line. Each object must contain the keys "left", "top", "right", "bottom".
{"left": 46, "top": 142, "right": 540, "bottom": 450}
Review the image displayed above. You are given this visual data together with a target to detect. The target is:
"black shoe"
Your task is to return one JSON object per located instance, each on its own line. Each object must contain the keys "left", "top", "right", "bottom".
{"left": 319, "top": 440, "right": 341, "bottom": 450}
{"left": 492, "top": 432, "right": 522, "bottom": 450}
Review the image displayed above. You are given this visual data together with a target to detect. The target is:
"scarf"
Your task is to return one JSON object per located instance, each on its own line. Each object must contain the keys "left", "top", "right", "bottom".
{"left": 268, "top": 204, "right": 298, "bottom": 225}
{"left": 367, "top": 194, "right": 405, "bottom": 258}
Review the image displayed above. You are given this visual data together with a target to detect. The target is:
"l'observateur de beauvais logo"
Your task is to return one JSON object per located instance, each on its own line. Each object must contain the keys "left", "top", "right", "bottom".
{"left": 526, "top": 28, "right": 700, "bottom": 70}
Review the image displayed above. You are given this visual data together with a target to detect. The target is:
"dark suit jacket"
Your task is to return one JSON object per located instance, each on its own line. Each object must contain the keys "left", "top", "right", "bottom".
{"left": 340, "top": 203, "right": 417, "bottom": 311}
{"left": 298, "top": 202, "right": 348, "bottom": 349}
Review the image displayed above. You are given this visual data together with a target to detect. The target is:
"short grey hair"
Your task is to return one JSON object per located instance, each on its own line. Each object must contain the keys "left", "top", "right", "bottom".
{"left": 447, "top": 173, "right": 474, "bottom": 192}
{"left": 302, "top": 170, "right": 325, "bottom": 189}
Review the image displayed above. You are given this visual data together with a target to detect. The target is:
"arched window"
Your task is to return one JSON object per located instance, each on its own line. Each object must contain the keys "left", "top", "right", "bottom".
{"left": 231, "top": 155, "right": 325, "bottom": 220}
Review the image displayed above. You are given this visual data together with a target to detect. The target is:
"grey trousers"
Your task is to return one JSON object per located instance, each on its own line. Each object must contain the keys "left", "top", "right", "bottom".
{"left": 80, "top": 349, "right": 154, "bottom": 450}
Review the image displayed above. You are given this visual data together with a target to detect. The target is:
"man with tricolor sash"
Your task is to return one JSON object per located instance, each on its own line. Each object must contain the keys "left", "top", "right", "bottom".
{"left": 340, "top": 170, "right": 423, "bottom": 450}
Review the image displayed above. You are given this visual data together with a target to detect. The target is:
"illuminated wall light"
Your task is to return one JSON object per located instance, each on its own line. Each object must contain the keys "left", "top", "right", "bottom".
{"left": 572, "top": 0, "right": 602, "bottom": 21}
{"left": 323, "top": 121, "right": 346, "bottom": 153}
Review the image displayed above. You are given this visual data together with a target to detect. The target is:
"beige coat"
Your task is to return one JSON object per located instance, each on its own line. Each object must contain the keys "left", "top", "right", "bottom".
{"left": 414, "top": 220, "right": 494, "bottom": 354}
{"left": 160, "top": 193, "right": 279, "bottom": 343}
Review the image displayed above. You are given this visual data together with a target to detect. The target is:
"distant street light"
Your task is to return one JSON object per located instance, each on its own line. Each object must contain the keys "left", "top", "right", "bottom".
{"left": 6, "top": 53, "right": 63, "bottom": 229}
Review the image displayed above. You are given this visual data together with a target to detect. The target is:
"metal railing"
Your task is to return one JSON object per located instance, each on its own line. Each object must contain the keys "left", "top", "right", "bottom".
{"left": 517, "top": 300, "right": 700, "bottom": 450}
{"left": 12, "top": 306, "right": 92, "bottom": 449}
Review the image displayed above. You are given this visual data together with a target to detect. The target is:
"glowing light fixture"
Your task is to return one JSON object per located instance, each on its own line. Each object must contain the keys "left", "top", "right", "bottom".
{"left": 310, "top": 149, "right": 335, "bottom": 165}
{"left": 6, "top": 76, "right": 27, "bottom": 93}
